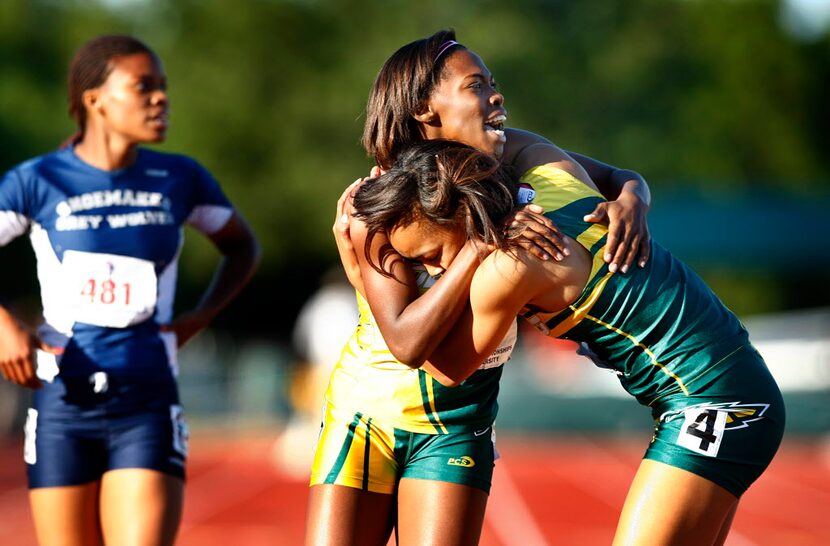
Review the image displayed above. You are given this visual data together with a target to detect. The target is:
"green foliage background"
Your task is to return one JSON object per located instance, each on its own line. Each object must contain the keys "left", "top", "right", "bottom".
{"left": 1, "top": 0, "right": 828, "bottom": 340}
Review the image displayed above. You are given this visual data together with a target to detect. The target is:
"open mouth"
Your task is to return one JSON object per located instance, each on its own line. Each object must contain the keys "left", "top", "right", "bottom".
{"left": 484, "top": 114, "right": 506, "bottom": 134}
{"left": 148, "top": 112, "right": 169, "bottom": 126}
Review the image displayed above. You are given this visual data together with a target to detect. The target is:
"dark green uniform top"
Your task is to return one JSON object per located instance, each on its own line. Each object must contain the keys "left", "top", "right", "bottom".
{"left": 519, "top": 165, "right": 751, "bottom": 409}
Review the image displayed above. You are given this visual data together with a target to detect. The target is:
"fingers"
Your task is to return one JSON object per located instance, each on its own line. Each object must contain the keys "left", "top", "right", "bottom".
{"left": 0, "top": 359, "right": 23, "bottom": 385}
{"left": 615, "top": 234, "right": 641, "bottom": 274}
{"left": 603, "top": 219, "right": 624, "bottom": 272}
{"left": 584, "top": 204, "right": 608, "bottom": 225}
{"left": 600, "top": 202, "right": 652, "bottom": 273}
{"left": 637, "top": 234, "right": 651, "bottom": 268}
{"left": 604, "top": 218, "right": 641, "bottom": 273}
{"left": 38, "top": 341, "right": 64, "bottom": 355}
{"left": 369, "top": 165, "right": 387, "bottom": 177}
{"left": 514, "top": 237, "right": 563, "bottom": 262}
{"left": 515, "top": 207, "right": 558, "bottom": 230}
{"left": 334, "top": 178, "right": 362, "bottom": 234}
{"left": 0, "top": 355, "right": 41, "bottom": 389}
{"left": 513, "top": 209, "right": 568, "bottom": 261}
{"left": 514, "top": 227, "right": 566, "bottom": 260}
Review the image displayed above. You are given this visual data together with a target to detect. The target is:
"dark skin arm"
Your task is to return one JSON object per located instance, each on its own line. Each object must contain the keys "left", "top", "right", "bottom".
{"left": 335, "top": 176, "right": 564, "bottom": 367}
{"left": 161, "top": 212, "right": 261, "bottom": 347}
{"left": 337, "top": 129, "right": 651, "bottom": 372}
{"left": 350, "top": 219, "right": 484, "bottom": 367}
{"left": 503, "top": 128, "right": 652, "bottom": 272}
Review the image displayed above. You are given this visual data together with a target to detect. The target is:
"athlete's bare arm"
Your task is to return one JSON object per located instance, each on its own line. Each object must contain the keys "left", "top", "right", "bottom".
{"left": 334, "top": 180, "right": 566, "bottom": 367}
{"left": 160, "top": 212, "right": 260, "bottom": 347}
{"left": 423, "top": 239, "right": 592, "bottom": 386}
{"left": 350, "top": 219, "right": 482, "bottom": 366}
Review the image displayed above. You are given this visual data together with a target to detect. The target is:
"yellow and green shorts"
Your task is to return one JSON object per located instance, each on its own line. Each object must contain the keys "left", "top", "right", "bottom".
{"left": 309, "top": 401, "right": 496, "bottom": 494}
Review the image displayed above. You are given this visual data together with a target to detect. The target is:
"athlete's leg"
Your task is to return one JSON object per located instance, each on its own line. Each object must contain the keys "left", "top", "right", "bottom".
{"left": 396, "top": 478, "right": 489, "bottom": 546}
{"left": 612, "top": 459, "right": 738, "bottom": 546}
{"left": 29, "top": 482, "right": 101, "bottom": 546}
{"left": 713, "top": 502, "right": 739, "bottom": 546}
{"left": 98, "top": 469, "right": 183, "bottom": 546}
{"left": 304, "top": 484, "right": 395, "bottom": 546}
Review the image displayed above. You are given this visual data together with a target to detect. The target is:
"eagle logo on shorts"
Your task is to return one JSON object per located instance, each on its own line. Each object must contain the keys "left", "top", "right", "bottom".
{"left": 662, "top": 401, "right": 770, "bottom": 430}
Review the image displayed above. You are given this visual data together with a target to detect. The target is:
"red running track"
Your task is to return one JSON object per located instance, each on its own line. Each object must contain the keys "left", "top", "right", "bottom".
{"left": 0, "top": 431, "right": 827, "bottom": 545}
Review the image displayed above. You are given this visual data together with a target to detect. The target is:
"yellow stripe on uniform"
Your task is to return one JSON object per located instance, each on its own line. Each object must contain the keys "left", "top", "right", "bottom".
{"left": 576, "top": 224, "right": 609, "bottom": 280}
{"left": 579, "top": 313, "right": 691, "bottom": 396}
{"left": 422, "top": 374, "right": 448, "bottom": 434}
{"left": 543, "top": 271, "right": 615, "bottom": 339}
{"left": 521, "top": 164, "right": 604, "bottom": 212}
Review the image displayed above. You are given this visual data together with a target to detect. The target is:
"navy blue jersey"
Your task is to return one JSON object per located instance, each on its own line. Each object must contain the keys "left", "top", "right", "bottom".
{"left": 0, "top": 146, "right": 233, "bottom": 382}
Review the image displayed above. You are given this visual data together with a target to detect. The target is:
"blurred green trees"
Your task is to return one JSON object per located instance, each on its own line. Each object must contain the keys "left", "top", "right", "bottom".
{"left": 1, "top": 0, "right": 828, "bottom": 336}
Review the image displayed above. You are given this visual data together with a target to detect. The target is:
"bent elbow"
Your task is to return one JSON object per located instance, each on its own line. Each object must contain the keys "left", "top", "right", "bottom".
{"left": 385, "top": 341, "right": 427, "bottom": 369}
{"left": 435, "top": 376, "right": 463, "bottom": 388}
{"left": 428, "top": 364, "right": 478, "bottom": 388}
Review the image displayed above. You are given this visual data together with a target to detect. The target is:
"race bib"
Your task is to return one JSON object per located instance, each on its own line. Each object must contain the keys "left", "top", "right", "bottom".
{"left": 61, "top": 250, "right": 157, "bottom": 328}
{"left": 677, "top": 407, "right": 727, "bottom": 457}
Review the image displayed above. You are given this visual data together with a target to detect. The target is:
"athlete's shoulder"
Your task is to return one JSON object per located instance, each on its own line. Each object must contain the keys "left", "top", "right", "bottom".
{"left": 474, "top": 249, "right": 532, "bottom": 304}
{"left": 1, "top": 149, "right": 74, "bottom": 199}
{"left": 6, "top": 147, "right": 69, "bottom": 176}
{"left": 136, "top": 147, "right": 206, "bottom": 173}
{"left": 504, "top": 128, "right": 554, "bottom": 150}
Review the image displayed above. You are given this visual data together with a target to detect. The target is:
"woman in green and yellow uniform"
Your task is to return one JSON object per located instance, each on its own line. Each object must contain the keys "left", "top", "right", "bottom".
{"left": 306, "top": 30, "right": 653, "bottom": 546}
{"left": 352, "top": 139, "right": 784, "bottom": 546}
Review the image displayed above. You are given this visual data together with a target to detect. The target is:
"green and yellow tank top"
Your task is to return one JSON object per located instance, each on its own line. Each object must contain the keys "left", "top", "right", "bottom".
{"left": 519, "top": 165, "right": 751, "bottom": 408}
{"left": 326, "top": 267, "right": 517, "bottom": 434}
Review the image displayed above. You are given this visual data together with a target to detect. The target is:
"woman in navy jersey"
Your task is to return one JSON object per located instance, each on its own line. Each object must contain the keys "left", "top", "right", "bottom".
{"left": 0, "top": 35, "right": 260, "bottom": 545}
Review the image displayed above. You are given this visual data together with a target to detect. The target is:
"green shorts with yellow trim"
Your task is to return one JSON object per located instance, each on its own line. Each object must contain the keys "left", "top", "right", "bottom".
{"left": 644, "top": 347, "right": 785, "bottom": 498}
{"left": 309, "top": 401, "right": 496, "bottom": 494}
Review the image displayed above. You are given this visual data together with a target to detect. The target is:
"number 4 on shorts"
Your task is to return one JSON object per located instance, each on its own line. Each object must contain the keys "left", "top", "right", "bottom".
{"left": 678, "top": 407, "right": 727, "bottom": 457}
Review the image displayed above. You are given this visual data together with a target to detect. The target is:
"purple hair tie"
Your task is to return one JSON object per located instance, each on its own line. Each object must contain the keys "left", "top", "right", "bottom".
{"left": 434, "top": 40, "right": 460, "bottom": 64}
